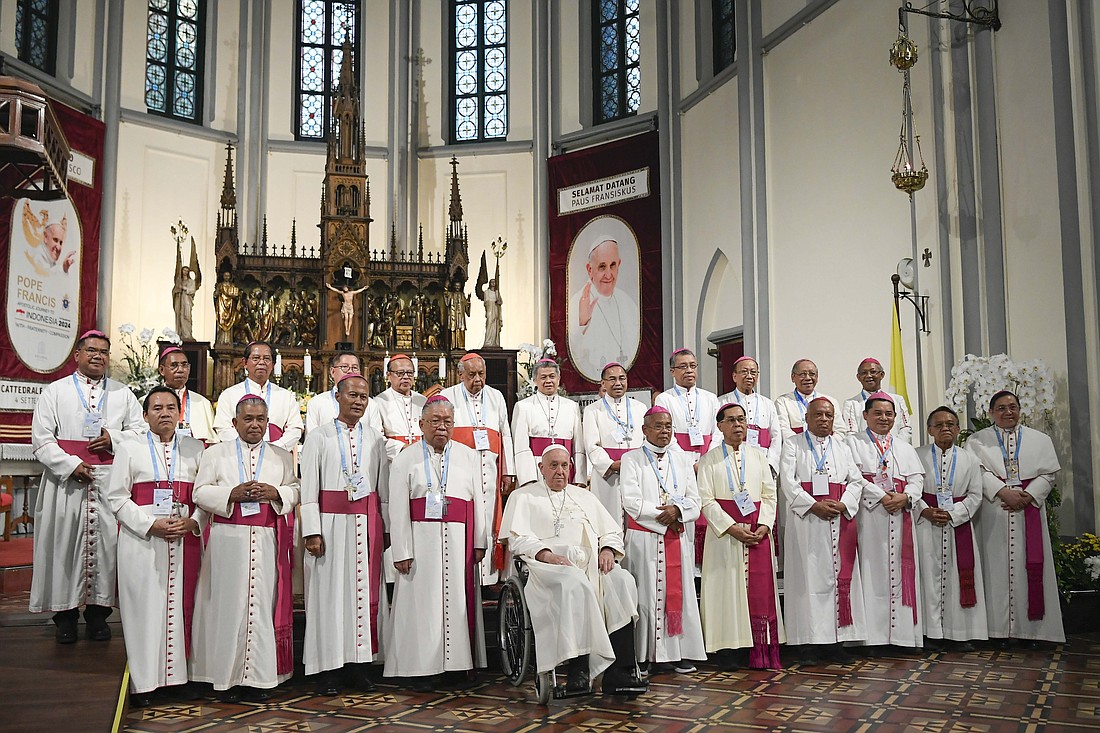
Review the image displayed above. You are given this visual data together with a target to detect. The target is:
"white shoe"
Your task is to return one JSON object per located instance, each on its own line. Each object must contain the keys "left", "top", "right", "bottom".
{"left": 672, "top": 662, "right": 696, "bottom": 674}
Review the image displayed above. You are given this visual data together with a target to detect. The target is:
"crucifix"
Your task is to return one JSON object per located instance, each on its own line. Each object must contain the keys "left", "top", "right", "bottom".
{"left": 406, "top": 47, "right": 432, "bottom": 105}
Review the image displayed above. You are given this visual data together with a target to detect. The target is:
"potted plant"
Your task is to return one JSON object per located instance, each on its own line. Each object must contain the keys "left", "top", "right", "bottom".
{"left": 1053, "top": 533, "right": 1100, "bottom": 634}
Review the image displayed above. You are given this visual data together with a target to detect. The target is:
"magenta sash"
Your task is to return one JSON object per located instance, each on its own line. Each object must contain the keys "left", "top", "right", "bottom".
{"left": 410, "top": 496, "right": 478, "bottom": 645}
{"left": 318, "top": 490, "right": 385, "bottom": 648}
{"left": 58, "top": 439, "right": 113, "bottom": 466}
{"left": 131, "top": 481, "right": 201, "bottom": 657}
{"left": 715, "top": 498, "right": 781, "bottom": 669}
{"left": 748, "top": 425, "right": 771, "bottom": 449}
{"left": 801, "top": 481, "right": 858, "bottom": 627}
{"left": 529, "top": 436, "right": 576, "bottom": 483}
{"left": 791, "top": 426, "right": 804, "bottom": 435}
{"left": 1018, "top": 478, "right": 1045, "bottom": 620}
{"left": 626, "top": 515, "right": 684, "bottom": 636}
{"left": 674, "top": 433, "right": 713, "bottom": 455}
{"left": 603, "top": 447, "right": 631, "bottom": 462}
{"left": 213, "top": 502, "right": 296, "bottom": 675}
{"left": 864, "top": 474, "right": 918, "bottom": 623}
{"left": 268, "top": 423, "right": 284, "bottom": 442}
{"left": 921, "top": 492, "right": 977, "bottom": 608}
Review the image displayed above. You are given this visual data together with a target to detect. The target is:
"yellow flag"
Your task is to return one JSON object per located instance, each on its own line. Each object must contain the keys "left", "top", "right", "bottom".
{"left": 890, "top": 304, "right": 911, "bottom": 413}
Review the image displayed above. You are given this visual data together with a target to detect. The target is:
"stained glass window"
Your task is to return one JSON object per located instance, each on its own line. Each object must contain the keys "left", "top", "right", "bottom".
{"left": 15, "top": 0, "right": 59, "bottom": 75}
{"left": 593, "top": 0, "right": 640, "bottom": 125}
{"left": 296, "top": 0, "right": 360, "bottom": 141}
{"left": 145, "top": 0, "right": 206, "bottom": 123}
{"left": 713, "top": 0, "right": 736, "bottom": 74}
{"left": 450, "top": 0, "right": 508, "bottom": 143}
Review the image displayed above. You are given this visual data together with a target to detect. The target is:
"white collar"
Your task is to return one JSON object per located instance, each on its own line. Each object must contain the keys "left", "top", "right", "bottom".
{"left": 643, "top": 439, "right": 667, "bottom": 455}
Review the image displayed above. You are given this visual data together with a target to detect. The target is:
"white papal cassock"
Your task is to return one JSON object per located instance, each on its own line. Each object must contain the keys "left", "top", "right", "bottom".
{"left": 511, "top": 392, "right": 585, "bottom": 487}
{"left": 441, "top": 383, "right": 514, "bottom": 583}
{"left": 567, "top": 286, "right": 640, "bottom": 381}
{"left": 304, "top": 387, "right": 383, "bottom": 437}
{"left": 841, "top": 391, "right": 913, "bottom": 443}
{"left": 191, "top": 440, "right": 299, "bottom": 690}
{"left": 620, "top": 443, "right": 706, "bottom": 664}
{"left": 30, "top": 373, "right": 144, "bottom": 613}
{"left": 583, "top": 396, "right": 647, "bottom": 523}
{"left": 499, "top": 483, "right": 638, "bottom": 678}
{"left": 175, "top": 387, "right": 215, "bottom": 442}
{"left": 697, "top": 442, "right": 785, "bottom": 667}
{"left": 848, "top": 430, "right": 924, "bottom": 647}
{"left": 372, "top": 387, "right": 426, "bottom": 461}
{"left": 775, "top": 391, "right": 844, "bottom": 441}
{"left": 967, "top": 426, "right": 1064, "bottom": 642}
{"left": 212, "top": 379, "right": 304, "bottom": 451}
{"left": 915, "top": 445, "right": 988, "bottom": 642}
{"left": 716, "top": 389, "right": 783, "bottom": 472}
{"left": 300, "top": 419, "right": 390, "bottom": 676}
{"left": 106, "top": 433, "right": 208, "bottom": 693}
{"left": 384, "top": 441, "right": 488, "bottom": 678}
{"left": 779, "top": 433, "right": 868, "bottom": 645}
{"left": 654, "top": 385, "right": 722, "bottom": 464}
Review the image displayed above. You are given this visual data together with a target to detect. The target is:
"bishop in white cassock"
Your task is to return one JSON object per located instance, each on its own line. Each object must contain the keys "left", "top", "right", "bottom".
{"left": 512, "top": 359, "right": 585, "bottom": 486}
{"left": 499, "top": 444, "right": 647, "bottom": 697}
{"left": 304, "top": 352, "right": 383, "bottom": 437}
{"left": 583, "top": 362, "right": 647, "bottom": 524}
{"left": 157, "top": 346, "right": 215, "bottom": 442}
{"left": 775, "top": 359, "right": 844, "bottom": 441}
{"left": 30, "top": 330, "right": 144, "bottom": 643}
{"left": 915, "top": 407, "right": 988, "bottom": 648}
{"left": 372, "top": 354, "right": 426, "bottom": 461}
{"left": 191, "top": 395, "right": 299, "bottom": 702}
{"left": 716, "top": 356, "right": 783, "bottom": 473}
{"left": 106, "top": 387, "right": 207, "bottom": 705}
{"left": 779, "top": 397, "right": 868, "bottom": 662}
{"left": 847, "top": 393, "right": 924, "bottom": 649}
{"left": 620, "top": 406, "right": 706, "bottom": 672}
{"left": 840, "top": 358, "right": 913, "bottom": 443}
{"left": 384, "top": 397, "right": 488, "bottom": 687}
{"left": 212, "top": 341, "right": 303, "bottom": 451}
{"left": 653, "top": 349, "right": 722, "bottom": 462}
{"left": 441, "top": 353, "right": 515, "bottom": 584}
{"left": 300, "top": 374, "right": 390, "bottom": 694}
{"left": 966, "top": 391, "right": 1064, "bottom": 644}
{"left": 697, "top": 403, "right": 784, "bottom": 670}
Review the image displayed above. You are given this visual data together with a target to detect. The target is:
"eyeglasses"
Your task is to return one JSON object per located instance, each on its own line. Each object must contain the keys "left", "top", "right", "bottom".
{"left": 857, "top": 369, "right": 884, "bottom": 377}
{"left": 719, "top": 416, "right": 748, "bottom": 424}
{"left": 81, "top": 347, "right": 110, "bottom": 356}
{"left": 734, "top": 369, "right": 759, "bottom": 376}
{"left": 390, "top": 370, "right": 415, "bottom": 378}
{"left": 671, "top": 363, "right": 698, "bottom": 371}
{"left": 603, "top": 376, "right": 628, "bottom": 383}
{"left": 425, "top": 417, "right": 453, "bottom": 427}
{"left": 248, "top": 356, "right": 273, "bottom": 364}
{"left": 165, "top": 362, "right": 191, "bottom": 371}
{"left": 333, "top": 364, "right": 360, "bottom": 373}
{"left": 794, "top": 371, "right": 818, "bottom": 378}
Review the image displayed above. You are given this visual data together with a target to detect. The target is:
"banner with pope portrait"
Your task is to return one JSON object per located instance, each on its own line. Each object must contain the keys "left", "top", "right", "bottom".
{"left": 548, "top": 131, "right": 663, "bottom": 392}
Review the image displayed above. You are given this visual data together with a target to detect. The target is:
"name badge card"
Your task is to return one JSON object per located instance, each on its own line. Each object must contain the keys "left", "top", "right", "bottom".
{"left": 176, "top": 424, "right": 192, "bottom": 438}
{"left": 349, "top": 473, "right": 371, "bottom": 501}
{"left": 811, "top": 471, "right": 830, "bottom": 496}
{"left": 688, "top": 426, "right": 704, "bottom": 447}
{"left": 874, "top": 468, "right": 893, "bottom": 492}
{"left": 733, "top": 489, "right": 756, "bottom": 516}
{"left": 473, "top": 428, "right": 491, "bottom": 452}
{"left": 425, "top": 492, "right": 446, "bottom": 519}
{"left": 83, "top": 412, "right": 105, "bottom": 439}
{"left": 669, "top": 493, "right": 693, "bottom": 511}
{"left": 240, "top": 501, "right": 261, "bottom": 517}
{"left": 617, "top": 427, "right": 629, "bottom": 443}
{"left": 1005, "top": 459, "right": 1022, "bottom": 486}
{"left": 152, "top": 488, "right": 174, "bottom": 517}
{"left": 746, "top": 429, "right": 761, "bottom": 448}
{"left": 936, "top": 491, "right": 954, "bottom": 509}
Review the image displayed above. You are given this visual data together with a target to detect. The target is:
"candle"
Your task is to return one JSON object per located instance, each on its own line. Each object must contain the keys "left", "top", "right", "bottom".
{"left": 383, "top": 351, "right": 390, "bottom": 373}
{"left": 274, "top": 350, "right": 282, "bottom": 378}
{"left": 412, "top": 352, "right": 419, "bottom": 372}
{"left": 304, "top": 350, "right": 312, "bottom": 377}
{"left": 438, "top": 356, "right": 446, "bottom": 382}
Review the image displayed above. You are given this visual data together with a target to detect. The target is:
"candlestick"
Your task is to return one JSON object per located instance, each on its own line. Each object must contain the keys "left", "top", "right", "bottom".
{"left": 438, "top": 356, "right": 446, "bottom": 383}
{"left": 274, "top": 350, "right": 282, "bottom": 378}
{"left": 304, "top": 349, "right": 312, "bottom": 377}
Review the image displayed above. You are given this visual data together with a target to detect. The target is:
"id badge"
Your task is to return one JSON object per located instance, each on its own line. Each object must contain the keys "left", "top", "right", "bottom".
{"left": 746, "top": 428, "right": 761, "bottom": 448}
{"left": 239, "top": 501, "right": 261, "bottom": 517}
{"left": 733, "top": 489, "right": 756, "bottom": 516}
{"left": 349, "top": 473, "right": 371, "bottom": 501}
{"left": 670, "top": 493, "right": 693, "bottom": 511}
{"left": 82, "top": 411, "right": 104, "bottom": 439}
{"left": 176, "top": 423, "right": 192, "bottom": 438}
{"left": 152, "top": 487, "right": 174, "bottom": 517}
{"left": 874, "top": 468, "right": 893, "bottom": 492}
{"left": 936, "top": 491, "right": 954, "bottom": 509}
{"left": 1005, "top": 459, "right": 1022, "bottom": 486}
{"left": 811, "top": 471, "right": 830, "bottom": 496}
{"left": 425, "top": 492, "right": 446, "bottom": 519}
{"left": 688, "top": 425, "right": 704, "bottom": 447}
{"left": 617, "top": 427, "right": 629, "bottom": 443}
{"left": 473, "top": 428, "right": 491, "bottom": 451}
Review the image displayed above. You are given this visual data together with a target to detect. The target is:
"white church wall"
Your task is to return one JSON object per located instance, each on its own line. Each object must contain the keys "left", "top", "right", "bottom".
{"left": 762, "top": 0, "right": 818, "bottom": 38}
{"left": 556, "top": 0, "right": 584, "bottom": 136}
{"left": 69, "top": 0, "right": 99, "bottom": 97}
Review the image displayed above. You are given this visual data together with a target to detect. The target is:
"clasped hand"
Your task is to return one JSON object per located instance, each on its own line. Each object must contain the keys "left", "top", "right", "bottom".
{"left": 229, "top": 480, "right": 279, "bottom": 503}
{"left": 149, "top": 517, "right": 198, "bottom": 541}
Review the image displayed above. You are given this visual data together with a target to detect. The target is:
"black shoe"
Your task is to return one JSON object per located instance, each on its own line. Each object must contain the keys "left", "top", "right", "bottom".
{"left": 409, "top": 676, "right": 435, "bottom": 692}
{"left": 219, "top": 687, "right": 242, "bottom": 703}
{"left": 444, "top": 670, "right": 478, "bottom": 690}
{"left": 990, "top": 638, "right": 1010, "bottom": 650}
{"left": 130, "top": 692, "right": 153, "bottom": 708}
{"left": 924, "top": 638, "right": 945, "bottom": 652}
{"left": 316, "top": 671, "right": 340, "bottom": 696}
{"left": 240, "top": 687, "right": 272, "bottom": 702}
{"left": 83, "top": 605, "right": 113, "bottom": 641}
{"left": 53, "top": 610, "right": 78, "bottom": 644}
{"left": 565, "top": 665, "right": 590, "bottom": 693}
{"left": 165, "top": 682, "right": 204, "bottom": 701}
{"left": 792, "top": 645, "right": 820, "bottom": 666}
{"left": 602, "top": 667, "right": 647, "bottom": 697}
{"left": 716, "top": 649, "right": 739, "bottom": 672}
{"left": 1017, "top": 639, "right": 1039, "bottom": 650}
{"left": 953, "top": 641, "right": 976, "bottom": 653}
{"left": 827, "top": 644, "right": 854, "bottom": 664}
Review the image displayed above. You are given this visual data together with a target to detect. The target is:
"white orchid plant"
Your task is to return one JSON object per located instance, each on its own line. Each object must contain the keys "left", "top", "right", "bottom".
{"left": 944, "top": 353, "right": 1055, "bottom": 434}
{"left": 114, "top": 324, "right": 181, "bottom": 399}
{"left": 516, "top": 339, "right": 561, "bottom": 398}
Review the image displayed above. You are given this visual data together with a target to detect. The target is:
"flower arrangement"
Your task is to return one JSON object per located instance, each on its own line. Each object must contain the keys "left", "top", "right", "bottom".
{"left": 1053, "top": 533, "right": 1100, "bottom": 600}
{"left": 114, "top": 324, "right": 180, "bottom": 399}
{"left": 517, "top": 339, "right": 561, "bottom": 398}
{"left": 944, "top": 354, "right": 1055, "bottom": 436}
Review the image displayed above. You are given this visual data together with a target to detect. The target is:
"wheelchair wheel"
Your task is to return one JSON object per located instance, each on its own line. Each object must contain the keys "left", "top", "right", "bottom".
{"left": 498, "top": 576, "right": 532, "bottom": 686}
{"left": 534, "top": 671, "right": 552, "bottom": 705}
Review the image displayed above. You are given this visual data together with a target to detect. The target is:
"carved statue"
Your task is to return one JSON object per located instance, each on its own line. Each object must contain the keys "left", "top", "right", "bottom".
{"left": 326, "top": 282, "right": 369, "bottom": 339}
{"left": 300, "top": 292, "right": 319, "bottom": 346}
{"left": 479, "top": 278, "right": 502, "bottom": 348}
{"left": 172, "top": 233, "right": 202, "bottom": 341}
{"left": 366, "top": 295, "right": 385, "bottom": 348}
{"left": 447, "top": 284, "right": 470, "bottom": 350}
{"left": 424, "top": 298, "right": 442, "bottom": 349}
{"left": 213, "top": 270, "right": 240, "bottom": 345}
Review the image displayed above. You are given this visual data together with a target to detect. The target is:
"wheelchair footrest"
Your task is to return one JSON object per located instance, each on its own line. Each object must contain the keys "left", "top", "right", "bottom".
{"left": 552, "top": 685, "right": 594, "bottom": 700}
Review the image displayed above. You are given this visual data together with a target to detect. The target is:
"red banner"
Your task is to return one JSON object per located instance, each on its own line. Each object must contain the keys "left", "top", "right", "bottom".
{"left": 548, "top": 131, "right": 663, "bottom": 393}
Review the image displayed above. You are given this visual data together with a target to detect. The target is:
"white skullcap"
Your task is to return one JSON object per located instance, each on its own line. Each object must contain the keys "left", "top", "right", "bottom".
{"left": 539, "top": 443, "right": 571, "bottom": 459}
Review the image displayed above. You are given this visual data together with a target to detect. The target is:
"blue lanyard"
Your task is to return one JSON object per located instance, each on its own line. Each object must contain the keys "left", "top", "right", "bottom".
{"left": 932, "top": 444, "right": 957, "bottom": 491}
{"left": 865, "top": 428, "right": 893, "bottom": 468}
{"left": 994, "top": 427, "right": 1022, "bottom": 467}
{"left": 335, "top": 419, "right": 363, "bottom": 478}
{"left": 421, "top": 440, "right": 451, "bottom": 493}
{"left": 642, "top": 446, "right": 678, "bottom": 496}
{"left": 602, "top": 396, "right": 633, "bottom": 434}
{"left": 672, "top": 385, "right": 697, "bottom": 427}
{"left": 794, "top": 390, "right": 816, "bottom": 418}
{"left": 146, "top": 432, "right": 178, "bottom": 486}
{"left": 721, "top": 441, "right": 747, "bottom": 493}
{"left": 72, "top": 374, "right": 109, "bottom": 414}
{"left": 235, "top": 438, "right": 267, "bottom": 483}
{"left": 805, "top": 432, "right": 831, "bottom": 472}
{"left": 461, "top": 385, "right": 484, "bottom": 427}
{"left": 244, "top": 378, "right": 272, "bottom": 407}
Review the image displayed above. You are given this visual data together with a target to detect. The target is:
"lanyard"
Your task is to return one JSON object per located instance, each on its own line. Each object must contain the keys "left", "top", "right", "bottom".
{"left": 602, "top": 396, "right": 633, "bottom": 435}
{"left": 932, "top": 444, "right": 957, "bottom": 491}
{"left": 734, "top": 390, "right": 758, "bottom": 422}
{"left": 146, "top": 432, "right": 178, "bottom": 487}
{"left": 794, "top": 390, "right": 816, "bottom": 418}
{"left": 672, "top": 385, "right": 697, "bottom": 427}
{"left": 994, "top": 427, "right": 1022, "bottom": 468}
{"left": 805, "top": 432, "right": 831, "bottom": 473}
{"left": 335, "top": 419, "right": 363, "bottom": 478}
{"left": 179, "top": 388, "right": 191, "bottom": 425}
{"left": 72, "top": 374, "right": 109, "bottom": 414}
{"left": 244, "top": 378, "right": 272, "bottom": 408}
{"left": 866, "top": 428, "right": 893, "bottom": 468}
{"left": 721, "top": 441, "right": 747, "bottom": 493}
{"left": 642, "top": 446, "right": 679, "bottom": 497}
{"left": 421, "top": 440, "right": 451, "bottom": 494}
{"left": 235, "top": 438, "right": 267, "bottom": 484}
{"left": 461, "top": 385, "right": 484, "bottom": 427}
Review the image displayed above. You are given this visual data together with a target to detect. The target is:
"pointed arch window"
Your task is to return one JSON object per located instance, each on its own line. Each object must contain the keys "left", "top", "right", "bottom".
{"left": 713, "top": 0, "right": 736, "bottom": 73}
{"left": 145, "top": 0, "right": 206, "bottom": 123}
{"left": 593, "top": 0, "right": 640, "bottom": 125}
{"left": 15, "top": 0, "right": 59, "bottom": 75}
{"left": 296, "top": 0, "right": 361, "bottom": 140}
{"left": 450, "top": 0, "right": 509, "bottom": 143}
